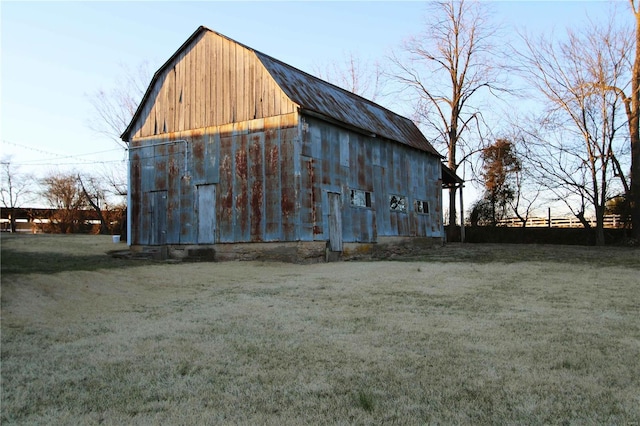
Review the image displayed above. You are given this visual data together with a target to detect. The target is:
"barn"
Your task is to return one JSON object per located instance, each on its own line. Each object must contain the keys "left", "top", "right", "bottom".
{"left": 121, "top": 26, "right": 457, "bottom": 262}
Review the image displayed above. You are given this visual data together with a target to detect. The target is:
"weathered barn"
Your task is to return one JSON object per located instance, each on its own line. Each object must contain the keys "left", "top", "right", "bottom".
{"left": 122, "top": 26, "right": 451, "bottom": 262}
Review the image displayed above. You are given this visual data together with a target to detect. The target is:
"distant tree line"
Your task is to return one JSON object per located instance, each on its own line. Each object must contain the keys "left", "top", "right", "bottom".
{"left": 1, "top": 159, "right": 125, "bottom": 235}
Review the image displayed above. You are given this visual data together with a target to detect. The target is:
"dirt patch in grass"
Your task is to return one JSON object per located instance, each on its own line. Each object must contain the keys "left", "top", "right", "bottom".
{"left": 1, "top": 235, "right": 639, "bottom": 424}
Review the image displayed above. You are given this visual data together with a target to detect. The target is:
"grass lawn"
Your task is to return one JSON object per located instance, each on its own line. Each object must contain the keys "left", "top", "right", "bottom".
{"left": 1, "top": 234, "right": 639, "bottom": 424}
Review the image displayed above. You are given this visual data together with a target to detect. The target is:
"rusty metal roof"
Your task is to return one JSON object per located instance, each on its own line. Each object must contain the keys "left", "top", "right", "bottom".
{"left": 254, "top": 51, "right": 441, "bottom": 157}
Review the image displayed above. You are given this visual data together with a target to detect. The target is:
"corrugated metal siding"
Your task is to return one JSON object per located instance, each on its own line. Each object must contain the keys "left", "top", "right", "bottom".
{"left": 129, "top": 114, "right": 299, "bottom": 246}
{"left": 130, "top": 113, "right": 442, "bottom": 246}
{"left": 298, "top": 115, "right": 442, "bottom": 243}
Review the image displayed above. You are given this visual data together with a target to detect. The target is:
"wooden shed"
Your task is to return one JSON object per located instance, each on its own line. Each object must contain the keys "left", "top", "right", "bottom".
{"left": 122, "top": 26, "right": 449, "bottom": 262}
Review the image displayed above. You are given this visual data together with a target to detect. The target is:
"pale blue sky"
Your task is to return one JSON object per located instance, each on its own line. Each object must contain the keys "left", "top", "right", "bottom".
{"left": 0, "top": 0, "right": 629, "bottom": 205}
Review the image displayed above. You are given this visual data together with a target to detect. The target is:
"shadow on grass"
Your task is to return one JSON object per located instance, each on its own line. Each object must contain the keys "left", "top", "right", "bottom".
{"left": 397, "top": 243, "right": 640, "bottom": 268}
{"left": 0, "top": 248, "right": 154, "bottom": 275}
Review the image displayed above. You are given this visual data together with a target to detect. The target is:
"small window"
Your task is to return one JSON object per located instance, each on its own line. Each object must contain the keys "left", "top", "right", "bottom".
{"left": 415, "top": 200, "right": 430, "bottom": 214}
{"left": 350, "top": 189, "right": 372, "bottom": 208}
{"left": 389, "top": 195, "right": 407, "bottom": 212}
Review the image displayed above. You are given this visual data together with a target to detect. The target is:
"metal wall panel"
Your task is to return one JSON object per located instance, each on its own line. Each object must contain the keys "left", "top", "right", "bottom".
{"left": 301, "top": 115, "right": 442, "bottom": 243}
{"left": 129, "top": 112, "right": 442, "bottom": 247}
{"left": 130, "top": 114, "right": 300, "bottom": 246}
{"left": 264, "top": 126, "right": 282, "bottom": 240}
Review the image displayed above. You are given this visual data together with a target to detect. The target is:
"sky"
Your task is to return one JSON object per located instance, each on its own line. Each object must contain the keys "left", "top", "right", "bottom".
{"left": 0, "top": 0, "right": 631, "bottom": 209}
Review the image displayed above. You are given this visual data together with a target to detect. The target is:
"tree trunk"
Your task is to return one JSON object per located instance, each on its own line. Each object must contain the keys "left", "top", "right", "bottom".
{"left": 78, "top": 176, "right": 109, "bottom": 235}
{"left": 576, "top": 211, "right": 592, "bottom": 230}
{"left": 447, "top": 124, "right": 459, "bottom": 242}
{"left": 9, "top": 210, "right": 16, "bottom": 233}
{"left": 632, "top": 3, "right": 640, "bottom": 240}
{"left": 595, "top": 206, "right": 606, "bottom": 246}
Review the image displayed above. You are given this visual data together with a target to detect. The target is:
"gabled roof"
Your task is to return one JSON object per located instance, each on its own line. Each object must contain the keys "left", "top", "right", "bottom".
{"left": 255, "top": 52, "right": 441, "bottom": 156}
{"left": 122, "top": 26, "right": 441, "bottom": 157}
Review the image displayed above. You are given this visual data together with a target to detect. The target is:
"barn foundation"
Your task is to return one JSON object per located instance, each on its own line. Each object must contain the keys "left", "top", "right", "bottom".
{"left": 129, "top": 237, "right": 443, "bottom": 263}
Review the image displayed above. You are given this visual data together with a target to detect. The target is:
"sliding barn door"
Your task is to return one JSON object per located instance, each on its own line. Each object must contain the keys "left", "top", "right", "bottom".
{"left": 328, "top": 192, "right": 343, "bottom": 252}
{"left": 149, "top": 191, "right": 167, "bottom": 245}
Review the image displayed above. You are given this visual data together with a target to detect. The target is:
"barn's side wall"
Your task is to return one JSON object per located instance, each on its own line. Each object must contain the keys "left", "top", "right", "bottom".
{"left": 129, "top": 114, "right": 300, "bottom": 246}
{"left": 298, "top": 115, "right": 443, "bottom": 244}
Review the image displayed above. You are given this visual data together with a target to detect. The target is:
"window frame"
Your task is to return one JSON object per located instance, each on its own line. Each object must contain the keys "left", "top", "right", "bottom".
{"left": 415, "top": 200, "right": 430, "bottom": 215}
{"left": 350, "top": 188, "right": 372, "bottom": 209}
{"left": 389, "top": 194, "right": 407, "bottom": 213}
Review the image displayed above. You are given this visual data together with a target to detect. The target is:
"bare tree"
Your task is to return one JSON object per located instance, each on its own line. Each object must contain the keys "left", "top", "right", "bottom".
{"left": 86, "top": 61, "right": 152, "bottom": 223}
{"left": 0, "top": 158, "right": 34, "bottom": 232}
{"left": 77, "top": 174, "right": 109, "bottom": 234}
{"left": 388, "top": 0, "right": 505, "bottom": 241}
{"left": 86, "top": 61, "right": 151, "bottom": 149}
{"left": 313, "top": 52, "right": 385, "bottom": 102}
{"left": 40, "top": 172, "right": 88, "bottom": 234}
{"left": 515, "top": 13, "right": 632, "bottom": 245}
{"left": 507, "top": 138, "right": 541, "bottom": 228}
{"left": 77, "top": 173, "right": 127, "bottom": 235}
{"left": 625, "top": 0, "right": 639, "bottom": 240}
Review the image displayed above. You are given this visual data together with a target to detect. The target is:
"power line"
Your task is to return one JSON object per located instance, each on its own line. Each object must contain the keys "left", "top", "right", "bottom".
{"left": 2, "top": 139, "right": 124, "bottom": 160}
{"left": 9, "top": 159, "right": 126, "bottom": 167}
{"left": 1, "top": 139, "right": 126, "bottom": 166}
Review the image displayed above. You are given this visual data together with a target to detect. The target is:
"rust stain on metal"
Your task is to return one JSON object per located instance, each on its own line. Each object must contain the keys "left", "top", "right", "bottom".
{"left": 131, "top": 153, "right": 142, "bottom": 245}
{"left": 235, "top": 134, "right": 248, "bottom": 237}
{"left": 280, "top": 137, "right": 295, "bottom": 240}
{"left": 264, "top": 129, "right": 279, "bottom": 238}
{"left": 251, "top": 181, "right": 263, "bottom": 240}
{"left": 168, "top": 159, "right": 179, "bottom": 177}
{"left": 357, "top": 149, "right": 366, "bottom": 187}
{"left": 192, "top": 135, "right": 205, "bottom": 177}
{"left": 155, "top": 159, "right": 166, "bottom": 189}
{"left": 249, "top": 136, "right": 263, "bottom": 241}
{"left": 235, "top": 148, "right": 247, "bottom": 178}
{"left": 306, "top": 158, "right": 317, "bottom": 233}
{"left": 167, "top": 200, "right": 177, "bottom": 219}
{"left": 220, "top": 154, "right": 233, "bottom": 210}
{"left": 268, "top": 144, "right": 279, "bottom": 170}
{"left": 322, "top": 157, "right": 331, "bottom": 185}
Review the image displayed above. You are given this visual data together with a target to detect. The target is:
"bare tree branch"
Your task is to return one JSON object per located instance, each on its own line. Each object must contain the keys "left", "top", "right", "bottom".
{"left": 387, "top": 0, "right": 507, "bottom": 240}
{"left": 1, "top": 157, "right": 35, "bottom": 232}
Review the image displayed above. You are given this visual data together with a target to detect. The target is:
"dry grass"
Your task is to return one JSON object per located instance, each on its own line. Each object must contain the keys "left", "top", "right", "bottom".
{"left": 1, "top": 234, "right": 639, "bottom": 424}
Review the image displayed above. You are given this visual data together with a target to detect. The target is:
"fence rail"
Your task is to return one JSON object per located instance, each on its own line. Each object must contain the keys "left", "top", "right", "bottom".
{"left": 496, "top": 215, "right": 628, "bottom": 229}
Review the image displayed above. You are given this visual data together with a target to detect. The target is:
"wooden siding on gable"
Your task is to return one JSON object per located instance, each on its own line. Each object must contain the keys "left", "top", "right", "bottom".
{"left": 127, "top": 32, "right": 298, "bottom": 140}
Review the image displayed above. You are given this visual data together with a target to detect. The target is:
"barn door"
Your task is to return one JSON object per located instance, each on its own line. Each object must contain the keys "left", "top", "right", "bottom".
{"left": 328, "top": 192, "right": 343, "bottom": 252}
{"left": 150, "top": 191, "right": 167, "bottom": 245}
{"left": 197, "top": 184, "right": 216, "bottom": 244}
